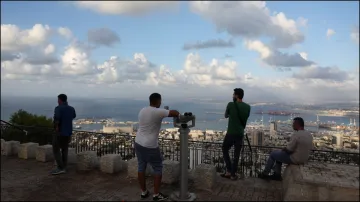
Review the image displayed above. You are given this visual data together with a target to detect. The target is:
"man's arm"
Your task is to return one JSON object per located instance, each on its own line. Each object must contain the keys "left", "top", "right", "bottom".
{"left": 283, "top": 135, "right": 297, "bottom": 154}
{"left": 224, "top": 102, "right": 230, "bottom": 118}
{"left": 158, "top": 109, "right": 180, "bottom": 118}
{"left": 53, "top": 107, "right": 61, "bottom": 132}
{"left": 72, "top": 107, "right": 76, "bottom": 119}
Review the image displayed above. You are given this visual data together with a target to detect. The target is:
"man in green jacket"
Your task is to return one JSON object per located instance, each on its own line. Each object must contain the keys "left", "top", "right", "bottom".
{"left": 221, "top": 88, "right": 251, "bottom": 180}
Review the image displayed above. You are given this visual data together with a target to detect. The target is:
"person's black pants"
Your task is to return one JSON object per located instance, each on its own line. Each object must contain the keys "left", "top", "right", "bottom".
{"left": 222, "top": 133, "right": 244, "bottom": 176}
{"left": 52, "top": 134, "right": 71, "bottom": 170}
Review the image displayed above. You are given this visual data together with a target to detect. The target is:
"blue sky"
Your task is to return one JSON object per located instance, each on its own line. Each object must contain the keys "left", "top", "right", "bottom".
{"left": 1, "top": 1, "right": 359, "bottom": 103}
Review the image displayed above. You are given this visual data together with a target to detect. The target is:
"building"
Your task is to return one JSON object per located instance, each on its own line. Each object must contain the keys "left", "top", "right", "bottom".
{"left": 251, "top": 130, "right": 264, "bottom": 146}
{"left": 270, "top": 121, "right": 277, "bottom": 139}
{"left": 332, "top": 133, "right": 343, "bottom": 148}
{"left": 103, "top": 124, "right": 133, "bottom": 134}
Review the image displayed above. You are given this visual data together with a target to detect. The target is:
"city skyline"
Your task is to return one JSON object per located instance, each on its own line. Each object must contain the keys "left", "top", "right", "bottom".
{"left": 1, "top": 1, "right": 359, "bottom": 103}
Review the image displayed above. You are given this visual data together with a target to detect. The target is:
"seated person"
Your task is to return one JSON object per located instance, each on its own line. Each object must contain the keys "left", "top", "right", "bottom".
{"left": 258, "top": 117, "right": 313, "bottom": 181}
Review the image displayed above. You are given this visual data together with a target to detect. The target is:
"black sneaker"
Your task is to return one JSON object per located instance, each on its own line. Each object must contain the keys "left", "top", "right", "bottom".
{"left": 269, "top": 174, "right": 283, "bottom": 181}
{"left": 141, "top": 190, "right": 150, "bottom": 199}
{"left": 153, "top": 192, "right": 168, "bottom": 201}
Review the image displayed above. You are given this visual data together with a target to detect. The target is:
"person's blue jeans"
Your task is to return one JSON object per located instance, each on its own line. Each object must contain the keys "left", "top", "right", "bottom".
{"left": 264, "top": 150, "right": 293, "bottom": 175}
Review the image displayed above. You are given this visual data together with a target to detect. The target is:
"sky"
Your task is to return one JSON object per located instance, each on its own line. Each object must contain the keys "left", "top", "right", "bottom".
{"left": 1, "top": 1, "right": 359, "bottom": 104}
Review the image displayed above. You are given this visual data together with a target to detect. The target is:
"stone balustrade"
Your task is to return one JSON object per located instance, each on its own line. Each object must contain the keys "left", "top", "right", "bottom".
{"left": 1, "top": 139, "right": 358, "bottom": 201}
{"left": 193, "top": 164, "right": 216, "bottom": 191}
{"left": 1, "top": 140, "right": 20, "bottom": 156}
{"left": 36, "top": 144, "right": 53, "bottom": 162}
{"left": 77, "top": 151, "right": 99, "bottom": 171}
{"left": 18, "top": 142, "right": 39, "bottom": 159}
{"left": 100, "top": 154, "right": 126, "bottom": 174}
{"left": 283, "top": 162, "right": 359, "bottom": 201}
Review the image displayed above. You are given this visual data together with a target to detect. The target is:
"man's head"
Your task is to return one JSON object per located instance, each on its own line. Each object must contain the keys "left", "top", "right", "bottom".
{"left": 233, "top": 88, "right": 244, "bottom": 102}
{"left": 58, "top": 94, "right": 67, "bottom": 105}
{"left": 292, "top": 117, "right": 305, "bottom": 131}
{"left": 149, "top": 93, "right": 162, "bottom": 108}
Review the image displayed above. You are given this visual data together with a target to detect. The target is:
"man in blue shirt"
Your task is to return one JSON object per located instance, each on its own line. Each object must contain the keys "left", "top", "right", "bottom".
{"left": 52, "top": 94, "right": 76, "bottom": 175}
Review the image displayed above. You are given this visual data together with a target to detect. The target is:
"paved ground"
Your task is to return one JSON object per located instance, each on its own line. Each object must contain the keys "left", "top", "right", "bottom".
{"left": 1, "top": 156, "right": 282, "bottom": 201}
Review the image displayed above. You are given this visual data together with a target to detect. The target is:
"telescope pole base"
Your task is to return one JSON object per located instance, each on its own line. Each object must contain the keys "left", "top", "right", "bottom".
{"left": 170, "top": 191, "right": 196, "bottom": 201}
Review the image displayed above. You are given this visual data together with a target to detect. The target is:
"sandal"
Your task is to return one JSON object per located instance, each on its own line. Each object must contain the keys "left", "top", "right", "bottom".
{"left": 220, "top": 173, "right": 231, "bottom": 179}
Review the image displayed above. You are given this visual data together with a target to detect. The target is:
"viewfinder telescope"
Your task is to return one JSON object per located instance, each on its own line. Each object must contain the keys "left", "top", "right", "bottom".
{"left": 173, "top": 112, "right": 196, "bottom": 128}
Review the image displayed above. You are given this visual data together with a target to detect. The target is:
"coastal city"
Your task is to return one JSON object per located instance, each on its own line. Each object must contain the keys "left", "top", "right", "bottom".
{"left": 71, "top": 105, "right": 360, "bottom": 157}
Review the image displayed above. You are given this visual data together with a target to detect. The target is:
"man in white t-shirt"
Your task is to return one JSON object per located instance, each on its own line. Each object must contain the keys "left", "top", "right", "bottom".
{"left": 134, "top": 93, "right": 179, "bottom": 201}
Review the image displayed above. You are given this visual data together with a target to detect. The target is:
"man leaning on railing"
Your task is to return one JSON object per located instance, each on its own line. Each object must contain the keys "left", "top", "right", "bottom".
{"left": 221, "top": 88, "right": 251, "bottom": 180}
{"left": 51, "top": 94, "right": 76, "bottom": 175}
{"left": 134, "top": 93, "right": 180, "bottom": 201}
{"left": 258, "top": 117, "right": 313, "bottom": 181}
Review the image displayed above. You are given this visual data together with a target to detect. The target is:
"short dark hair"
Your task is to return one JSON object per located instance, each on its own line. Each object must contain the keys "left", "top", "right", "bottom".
{"left": 234, "top": 88, "right": 244, "bottom": 99}
{"left": 293, "top": 117, "right": 304, "bottom": 127}
{"left": 58, "top": 94, "right": 67, "bottom": 102}
{"left": 149, "top": 93, "right": 161, "bottom": 104}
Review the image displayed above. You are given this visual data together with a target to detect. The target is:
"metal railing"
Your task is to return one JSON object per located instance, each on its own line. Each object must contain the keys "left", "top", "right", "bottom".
{"left": 1, "top": 122, "right": 359, "bottom": 178}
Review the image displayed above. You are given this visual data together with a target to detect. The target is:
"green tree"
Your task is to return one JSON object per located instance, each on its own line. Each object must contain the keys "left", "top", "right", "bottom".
{"left": 1, "top": 109, "right": 54, "bottom": 145}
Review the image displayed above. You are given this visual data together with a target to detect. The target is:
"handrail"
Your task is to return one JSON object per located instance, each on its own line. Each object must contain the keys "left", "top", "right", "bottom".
{"left": 0, "top": 120, "right": 28, "bottom": 135}
{"left": 1, "top": 122, "right": 359, "bottom": 155}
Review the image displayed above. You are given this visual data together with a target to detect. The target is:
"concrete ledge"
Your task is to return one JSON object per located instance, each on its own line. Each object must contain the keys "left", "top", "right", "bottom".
{"left": 283, "top": 163, "right": 359, "bottom": 201}
{"left": 1, "top": 141, "right": 20, "bottom": 156}
{"left": 18, "top": 142, "right": 39, "bottom": 159}
{"left": 193, "top": 164, "right": 216, "bottom": 191}
{"left": 77, "top": 151, "right": 99, "bottom": 171}
{"left": 162, "top": 160, "right": 180, "bottom": 184}
{"left": 36, "top": 144, "right": 54, "bottom": 162}
{"left": 100, "top": 154, "right": 126, "bottom": 174}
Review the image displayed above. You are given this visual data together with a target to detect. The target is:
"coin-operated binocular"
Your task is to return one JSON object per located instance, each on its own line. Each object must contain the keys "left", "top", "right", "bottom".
{"left": 173, "top": 112, "right": 196, "bottom": 129}
{"left": 170, "top": 112, "right": 197, "bottom": 201}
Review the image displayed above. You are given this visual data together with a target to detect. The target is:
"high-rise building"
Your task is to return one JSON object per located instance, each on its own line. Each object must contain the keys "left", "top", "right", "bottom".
{"left": 270, "top": 121, "right": 277, "bottom": 138}
{"left": 251, "top": 130, "right": 264, "bottom": 146}
{"left": 332, "top": 133, "right": 343, "bottom": 148}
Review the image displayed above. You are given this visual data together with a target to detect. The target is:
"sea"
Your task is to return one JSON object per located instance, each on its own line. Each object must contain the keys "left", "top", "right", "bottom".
{"left": 1, "top": 96, "right": 358, "bottom": 131}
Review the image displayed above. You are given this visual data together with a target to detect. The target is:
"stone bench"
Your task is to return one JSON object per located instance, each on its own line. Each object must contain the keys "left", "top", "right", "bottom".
{"left": 77, "top": 151, "right": 99, "bottom": 171}
{"left": 36, "top": 144, "right": 54, "bottom": 162}
{"left": 18, "top": 142, "right": 39, "bottom": 159}
{"left": 127, "top": 159, "right": 180, "bottom": 184}
{"left": 283, "top": 163, "right": 359, "bottom": 201}
{"left": 193, "top": 164, "right": 216, "bottom": 191}
{"left": 100, "top": 154, "right": 126, "bottom": 174}
{"left": 1, "top": 140, "right": 20, "bottom": 156}
{"left": 127, "top": 158, "right": 154, "bottom": 178}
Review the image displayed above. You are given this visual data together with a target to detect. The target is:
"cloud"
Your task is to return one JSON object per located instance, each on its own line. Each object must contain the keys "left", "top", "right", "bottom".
{"left": 326, "top": 28, "right": 335, "bottom": 39}
{"left": 75, "top": 1, "right": 178, "bottom": 16}
{"left": 58, "top": 27, "right": 73, "bottom": 39}
{"left": 97, "top": 53, "right": 155, "bottom": 83}
{"left": 292, "top": 66, "right": 349, "bottom": 82}
{"left": 1, "top": 24, "right": 52, "bottom": 52}
{"left": 60, "top": 41, "right": 98, "bottom": 76}
{"left": 183, "top": 53, "right": 238, "bottom": 86}
{"left": 87, "top": 28, "right": 120, "bottom": 47}
{"left": 190, "top": 1, "right": 306, "bottom": 48}
{"left": 245, "top": 40, "right": 313, "bottom": 68}
{"left": 1, "top": 22, "right": 357, "bottom": 104}
{"left": 351, "top": 26, "right": 359, "bottom": 44}
{"left": 182, "top": 38, "right": 234, "bottom": 50}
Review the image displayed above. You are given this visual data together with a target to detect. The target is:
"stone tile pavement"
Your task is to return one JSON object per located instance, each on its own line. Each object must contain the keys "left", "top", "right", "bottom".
{"left": 1, "top": 156, "right": 282, "bottom": 201}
